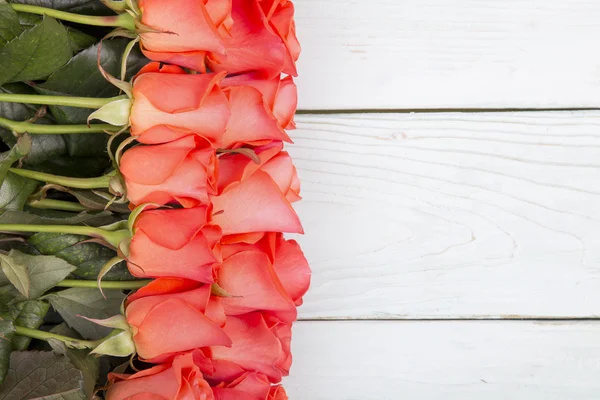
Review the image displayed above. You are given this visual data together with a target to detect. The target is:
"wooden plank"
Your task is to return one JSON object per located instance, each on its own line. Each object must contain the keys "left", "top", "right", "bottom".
{"left": 294, "top": 0, "right": 600, "bottom": 110}
{"left": 289, "top": 111, "right": 600, "bottom": 319}
{"left": 285, "top": 320, "right": 600, "bottom": 399}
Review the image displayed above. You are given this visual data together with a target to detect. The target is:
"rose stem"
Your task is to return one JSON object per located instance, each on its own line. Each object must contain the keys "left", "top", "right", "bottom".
{"left": 10, "top": 4, "right": 136, "bottom": 31}
{"left": 14, "top": 326, "right": 100, "bottom": 349}
{"left": 0, "top": 94, "right": 127, "bottom": 109}
{"left": 0, "top": 117, "right": 120, "bottom": 134}
{"left": 56, "top": 279, "right": 152, "bottom": 290}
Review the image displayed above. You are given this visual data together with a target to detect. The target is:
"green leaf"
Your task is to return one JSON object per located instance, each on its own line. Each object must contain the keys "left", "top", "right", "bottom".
{"left": 0, "top": 134, "right": 31, "bottom": 180}
{"left": 0, "top": 319, "right": 15, "bottom": 385}
{"left": 68, "top": 189, "right": 130, "bottom": 213}
{"left": 0, "top": 250, "right": 77, "bottom": 300}
{"left": 0, "top": 3, "right": 23, "bottom": 45}
{"left": 44, "top": 287, "right": 125, "bottom": 340}
{"left": 0, "top": 351, "right": 86, "bottom": 399}
{"left": 28, "top": 232, "right": 133, "bottom": 281}
{"left": 10, "top": 300, "right": 50, "bottom": 350}
{"left": 49, "top": 324, "right": 99, "bottom": 399}
{"left": 0, "top": 172, "right": 38, "bottom": 211}
{"left": 0, "top": 17, "right": 74, "bottom": 85}
{"left": 0, "top": 253, "right": 30, "bottom": 298}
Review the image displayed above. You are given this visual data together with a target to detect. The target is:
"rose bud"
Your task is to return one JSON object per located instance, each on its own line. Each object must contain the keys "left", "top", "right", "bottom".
{"left": 212, "top": 372, "right": 288, "bottom": 400}
{"left": 219, "top": 74, "right": 297, "bottom": 148}
{"left": 211, "top": 142, "right": 302, "bottom": 235}
{"left": 106, "top": 350, "right": 215, "bottom": 400}
{"left": 128, "top": 207, "right": 221, "bottom": 283}
{"left": 120, "top": 136, "right": 218, "bottom": 208}
{"left": 130, "top": 63, "right": 230, "bottom": 145}
{"left": 135, "top": 0, "right": 232, "bottom": 73}
{"left": 125, "top": 279, "right": 231, "bottom": 363}
{"left": 208, "top": 0, "right": 298, "bottom": 78}
{"left": 209, "top": 312, "right": 291, "bottom": 383}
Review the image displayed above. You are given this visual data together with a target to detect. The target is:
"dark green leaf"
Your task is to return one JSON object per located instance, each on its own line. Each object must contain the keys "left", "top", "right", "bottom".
{"left": 0, "top": 319, "right": 14, "bottom": 385}
{"left": 0, "top": 250, "right": 77, "bottom": 300}
{"left": 65, "top": 27, "right": 96, "bottom": 52}
{"left": 0, "top": 172, "right": 38, "bottom": 211}
{"left": 11, "top": 0, "right": 113, "bottom": 15}
{"left": 0, "top": 84, "right": 68, "bottom": 165}
{"left": 26, "top": 155, "right": 110, "bottom": 177}
{"left": 0, "top": 3, "right": 23, "bottom": 45}
{"left": 37, "top": 40, "right": 143, "bottom": 125}
{"left": 0, "top": 209, "right": 117, "bottom": 226}
{"left": 0, "top": 17, "right": 74, "bottom": 85}
{"left": 49, "top": 324, "right": 98, "bottom": 399}
{"left": 0, "top": 351, "right": 85, "bottom": 399}
{"left": 10, "top": 300, "right": 50, "bottom": 350}
{"left": 44, "top": 287, "right": 125, "bottom": 339}
{"left": 28, "top": 232, "right": 133, "bottom": 281}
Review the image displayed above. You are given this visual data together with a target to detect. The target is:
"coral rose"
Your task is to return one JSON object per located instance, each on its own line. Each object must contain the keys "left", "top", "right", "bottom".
{"left": 106, "top": 350, "right": 215, "bottom": 400}
{"left": 209, "top": 312, "right": 291, "bottom": 383}
{"left": 211, "top": 142, "right": 302, "bottom": 235}
{"left": 216, "top": 234, "right": 311, "bottom": 320}
{"left": 131, "top": 63, "right": 230, "bottom": 145}
{"left": 208, "top": 0, "right": 298, "bottom": 78}
{"left": 125, "top": 279, "right": 231, "bottom": 363}
{"left": 220, "top": 73, "right": 297, "bottom": 148}
{"left": 128, "top": 207, "right": 220, "bottom": 282}
{"left": 120, "top": 136, "right": 218, "bottom": 208}
{"left": 136, "top": 0, "right": 231, "bottom": 73}
{"left": 212, "top": 372, "right": 288, "bottom": 400}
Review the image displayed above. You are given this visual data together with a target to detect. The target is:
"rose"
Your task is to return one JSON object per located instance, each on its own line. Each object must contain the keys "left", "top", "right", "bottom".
{"left": 211, "top": 142, "right": 302, "bottom": 236}
{"left": 259, "top": 0, "right": 301, "bottom": 76}
{"left": 209, "top": 312, "right": 291, "bottom": 383}
{"left": 136, "top": 0, "right": 231, "bottom": 73}
{"left": 106, "top": 350, "right": 215, "bottom": 400}
{"left": 120, "top": 135, "right": 218, "bottom": 207}
{"left": 128, "top": 207, "right": 221, "bottom": 283}
{"left": 212, "top": 372, "right": 288, "bottom": 400}
{"left": 220, "top": 73, "right": 297, "bottom": 148}
{"left": 125, "top": 278, "right": 231, "bottom": 363}
{"left": 208, "top": 0, "right": 298, "bottom": 78}
{"left": 217, "top": 233, "right": 311, "bottom": 320}
{"left": 131, "top": 63, "right": 230, "bottom": 145}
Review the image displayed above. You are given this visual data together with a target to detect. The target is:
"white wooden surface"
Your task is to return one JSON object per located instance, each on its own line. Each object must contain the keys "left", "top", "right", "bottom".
{"left": 289, "top": 112, "right": 600, "bottom": 319}
{"left": 295, "top": 0, "right": 600, "bottom": 110}
{"left": 290, "top": 0, "right": 600, "bottom": 398}
{"left": 286, "top": 321, "right": 600, "bottom": 399}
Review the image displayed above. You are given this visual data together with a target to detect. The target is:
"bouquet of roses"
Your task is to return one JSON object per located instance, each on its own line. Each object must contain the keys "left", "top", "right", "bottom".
{"left": 0, "top": 0, "right": 309, "bottom": 398}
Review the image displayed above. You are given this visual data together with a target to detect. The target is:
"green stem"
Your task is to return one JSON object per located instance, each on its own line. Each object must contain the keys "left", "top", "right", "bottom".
{"left": 0, "top": 223, "right": 130, "bottom": 247}
{"left": 10, "top": 4, "right": 136, "bottom": 31}
{"left": 0, "top": 93, "right": 126, "bottom": 109}
{"left": 9, "top": 168, "right": 112, "bottom": 189}
{"left": 14, "top": 326, "right": 99, "bottom": 349}
{"left": 27, "top": 198, "right": 88, "bottom": 212}
{"left": 57, "top": 279, "right": 151, "bottom": 290}
{"left": 0, "top": 117, "right": 120, "bottom": 134}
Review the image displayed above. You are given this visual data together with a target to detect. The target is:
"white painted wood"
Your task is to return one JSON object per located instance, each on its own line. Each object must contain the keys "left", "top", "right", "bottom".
{"left": 285, "top": 320, "right": 600, "bottom": 399}
{"left": 289, "top": 111, "right": 600, "bottom": 319}
{"left": 294, "top": 0, "right": 600, "bottom": 110}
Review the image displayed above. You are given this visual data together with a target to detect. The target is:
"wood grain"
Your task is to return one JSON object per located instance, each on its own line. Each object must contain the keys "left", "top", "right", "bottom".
{"left": 294, "top": 0, "right": 600, "bottom": 110}
{"left": 289, "top": 111, "right": 600, "bottom": 319}
{"left": 285, "top": 320, "right": 600, "bottom": 399}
